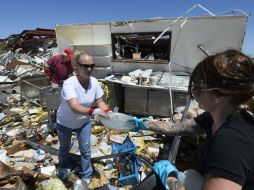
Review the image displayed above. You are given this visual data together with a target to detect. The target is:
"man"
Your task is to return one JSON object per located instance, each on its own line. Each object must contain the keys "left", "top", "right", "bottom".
{"left": 46, "top": 48, "right": 75, "bottom": 86}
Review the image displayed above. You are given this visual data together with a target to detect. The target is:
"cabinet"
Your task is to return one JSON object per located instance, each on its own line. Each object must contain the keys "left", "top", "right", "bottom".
{"left": 124, "top": 86, "right": 187, "bottom": 117}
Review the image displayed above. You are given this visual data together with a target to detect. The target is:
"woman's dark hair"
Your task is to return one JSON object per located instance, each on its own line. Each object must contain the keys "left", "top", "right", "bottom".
{"left": 188, "top": 49, "right": 254, "bottom": 105}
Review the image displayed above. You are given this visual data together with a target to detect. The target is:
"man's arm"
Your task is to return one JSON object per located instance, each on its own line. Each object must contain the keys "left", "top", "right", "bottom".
{"left": 146, "top": 119, "right": 206, "bottom": 136}
{"left": 46, "top": 57, "right": 57, "bottom": 72}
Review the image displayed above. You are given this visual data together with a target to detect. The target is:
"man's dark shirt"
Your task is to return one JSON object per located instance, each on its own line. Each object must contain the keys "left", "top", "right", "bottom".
{"left": 47, "top": 55, "right": 73, "bottom": 85}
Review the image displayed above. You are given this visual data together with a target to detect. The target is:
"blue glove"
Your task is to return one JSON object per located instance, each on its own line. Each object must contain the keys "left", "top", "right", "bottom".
{"left": 153, "top": 160, "right": 179, "bottom": 190}
{"left": 127, "top": 117, "right": 147, "bottom": 132}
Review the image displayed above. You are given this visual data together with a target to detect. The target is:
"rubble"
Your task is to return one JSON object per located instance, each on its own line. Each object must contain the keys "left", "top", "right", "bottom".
{"left": 0, "top": 86, "right": 204, "bottom": 189}
{"left": 0, "top": 28, "right": 203, "bottom": 190}
{"left": 0, "top": 28, "right": 57, "bottom": 84}
{"left": 0, "top": 28, "right": 56, "bottom": 54}
{"left": 37, "top": 178, "right": 67, "bottom": 190}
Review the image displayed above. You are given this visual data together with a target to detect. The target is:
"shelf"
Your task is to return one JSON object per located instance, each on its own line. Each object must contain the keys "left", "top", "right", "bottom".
{"left": 111, "top": 59, "right": 169, "bottom": 64}
{"left": 70, "top": 44, "right": 111, "bottom": 46}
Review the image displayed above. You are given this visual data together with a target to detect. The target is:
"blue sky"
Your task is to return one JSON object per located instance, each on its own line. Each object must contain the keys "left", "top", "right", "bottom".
{"left": 0, "top": 0, "right": 253, "bottom": 56}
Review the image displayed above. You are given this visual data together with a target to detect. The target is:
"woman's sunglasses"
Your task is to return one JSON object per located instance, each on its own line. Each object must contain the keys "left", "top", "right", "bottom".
{"left": 77, "top": 63, "right": 95, "bottom": 70}
{"left": 191, "top": 87, "right": 220, "bottom": 99}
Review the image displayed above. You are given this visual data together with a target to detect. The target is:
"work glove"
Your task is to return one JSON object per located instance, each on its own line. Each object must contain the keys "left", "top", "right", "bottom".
{"left": 127, "top": 117, "right": 147, "bottom": 132}
{"left": 89, "top": 108, "right": 110, "bottom": 121}
{"left": 153, "top": 160, "right": 179, "bottom": 190}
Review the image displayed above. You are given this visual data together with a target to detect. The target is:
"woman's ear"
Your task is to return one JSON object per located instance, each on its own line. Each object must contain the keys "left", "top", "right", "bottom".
{"left": 214, "top": 97, "right": 219, "bottom": 104}
{"left": 214, "top": 92, "right": 222, "bottom": 104}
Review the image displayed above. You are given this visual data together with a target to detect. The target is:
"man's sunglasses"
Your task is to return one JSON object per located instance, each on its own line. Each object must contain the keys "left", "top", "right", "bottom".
{"left": 77, "top": 63, "right": 95, "bottom": 70}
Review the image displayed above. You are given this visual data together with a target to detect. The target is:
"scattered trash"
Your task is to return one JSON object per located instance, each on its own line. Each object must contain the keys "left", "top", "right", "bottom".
{"left": 0, "top": 113, "right": 5, "bottom": 121}
{"left": 37, "top": 178, "right": 67, "bottom": 190}
{"left": 0, "top": 150, "right": 10, "bottom": 164}
{"left": 40, "top": 165, "right": 56, "bottom": 176}
{"left": 32, "top": 149, "right": 46, "bottom": 162}
{"left": 98, "top": 112, "right": 135, "bottom": 131}
{"left": 110, "top": 134, "right": 127, "bottom": 144}
{"left": 73, "top": 178, "right": 89, "bottom": 190}
{"left": 90, "top": 134, "right": 98, "bottom": 146}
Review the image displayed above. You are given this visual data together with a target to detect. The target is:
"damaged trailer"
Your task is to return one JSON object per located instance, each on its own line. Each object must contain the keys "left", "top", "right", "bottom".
{"left": 55, "top": 8, "right": 248, "bottom": 117}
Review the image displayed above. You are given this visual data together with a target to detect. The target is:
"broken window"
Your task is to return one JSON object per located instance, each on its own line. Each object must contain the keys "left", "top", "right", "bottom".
{"left": 111, "top": 32, "right": 171, "bottom": 62}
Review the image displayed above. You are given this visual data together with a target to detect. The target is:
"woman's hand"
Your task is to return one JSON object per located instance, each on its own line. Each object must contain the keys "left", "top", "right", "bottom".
{"left": 91, "top": 108, "right": 109, "bottom": 119}
{"left": 127, "top": 117, "right": 148, "bottom": 132}
{"left": 167, "top": 177, "right": 185, "bottom": 190}
{"left": 153, "top": 160, "right": 185, "bottom": 190}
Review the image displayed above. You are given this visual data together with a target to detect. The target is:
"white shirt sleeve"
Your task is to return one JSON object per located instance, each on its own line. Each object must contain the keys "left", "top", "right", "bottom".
{"left": 62, "top": 78, "right": 77, "bottom": 100}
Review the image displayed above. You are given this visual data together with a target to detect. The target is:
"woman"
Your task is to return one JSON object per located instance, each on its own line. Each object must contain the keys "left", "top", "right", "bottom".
{"left": 130, "top": 50, "right": 254, "bottom": 190}
{"left": 56, "top": 52, "right": 110, "bottom": 184}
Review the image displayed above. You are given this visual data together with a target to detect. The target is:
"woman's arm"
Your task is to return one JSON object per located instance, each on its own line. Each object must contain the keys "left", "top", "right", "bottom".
{"left": 167, "top": 177, "right": 186, "bottom": 190}
{"left": 67, "top": 98, "right": 90, "bottom": 115}
{"left": 95, "top": 98, "right": 108, "bottom": 111}
{"left": 202, "top": 174, "right": 241, "bottom": 190}
{"left": 67, "top": 97, "right": 109, "bottom": 116}
{"left": 146, "top": 119, "right": 206, "bottom": 136}
{"left": 164, "top": 172, "right": 242, "bottom": 190}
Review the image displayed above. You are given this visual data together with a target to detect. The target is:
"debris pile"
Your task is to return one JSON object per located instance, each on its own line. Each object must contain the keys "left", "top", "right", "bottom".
{"left": 0, "top": 28, "right": 201, "bottom": 189}
{"left": 0, "top": 28, "right": 57, "bottom": 83}
{"left": 0, "top": 28, "right": 56, "bottom": 54}
{"left": 0, "top": 87, "right": 203, "bottom": 189}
